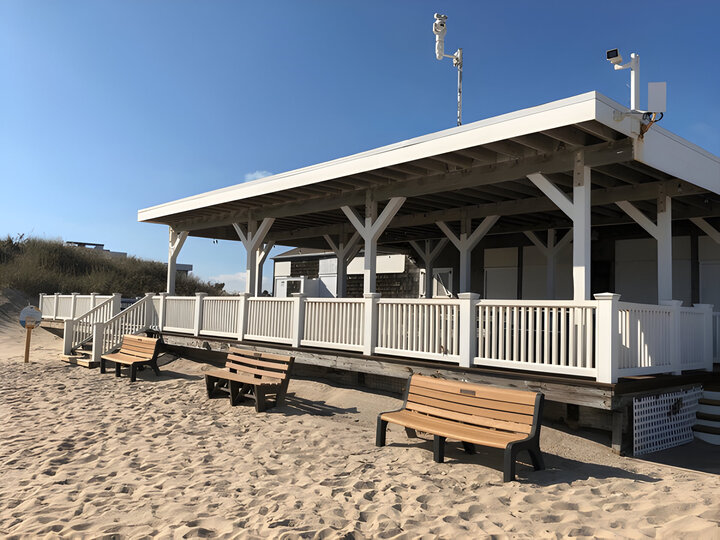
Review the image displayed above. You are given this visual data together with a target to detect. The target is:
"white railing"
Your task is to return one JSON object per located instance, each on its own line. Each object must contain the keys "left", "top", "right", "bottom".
{"left": 302, "top": 298, "right": 365, "bottom": 352}
{"left": 714, "top": 313, "right": 720, "bottom": 363}
{"left": 91, "top": 295, "right": 154, "bottom": 362}
{"left": 475, "top": 301, "right": 597, "bottom": 377}
{"left": 163, "top": 296, "right": 196, "bottom": 333}
{"left": 376, "top": 299, "right": 461, "bottom": 362}
{"left": 39, "top": 293, "right": 114, "bottom": 320}
{"left": 64, "top": 295, "right": 120, "bottom": 354}
{"left": 616, "top": 302, "right": 674, "bottom": 375}
{"left": 202, "top": 296, "right": 244, "bottom": 338}
{"left": 47, "top": 288, "right": 714, "bottom": 383}
{"left": 245, "top": 298, "right": 294, "bottom": 345}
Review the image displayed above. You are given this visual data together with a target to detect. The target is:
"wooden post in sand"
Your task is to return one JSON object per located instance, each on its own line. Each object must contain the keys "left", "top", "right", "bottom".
{"left": 24, "top": 322, "right": 34, "bottom": 363}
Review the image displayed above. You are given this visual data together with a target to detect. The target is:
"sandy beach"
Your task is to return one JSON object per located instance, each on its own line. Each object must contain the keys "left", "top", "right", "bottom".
{"left": 1, "top": 296, "right": 719, "bottom": 539}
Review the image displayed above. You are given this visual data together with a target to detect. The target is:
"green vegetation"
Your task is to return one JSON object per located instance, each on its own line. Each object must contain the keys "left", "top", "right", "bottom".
{"left": 0, "top": 235, "right": 225, "bottom": 297}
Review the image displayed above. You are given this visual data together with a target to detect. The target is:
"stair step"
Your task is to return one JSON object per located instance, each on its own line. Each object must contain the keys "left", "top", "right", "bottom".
{"left": 697, "top": 411, "right": 720, "bottom": 423}
{"left": 694, "top": 430, "right": 720, "bottom": 445}
{"left": 698, "top": 398, "right": 720, "bottom": 407}
{"left": 61, "top": 355, "right": 99, "bottom": 368}
{"left": 693, "top": 423, "right": 720, "bottom": 435}
{"left": 703, "top": 389, "right": 720, "bottom": 401}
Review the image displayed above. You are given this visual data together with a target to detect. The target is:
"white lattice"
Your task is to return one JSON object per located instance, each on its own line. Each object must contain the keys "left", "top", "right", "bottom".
{"left": 633, "top": 387, "right": 702, "bottom": 456}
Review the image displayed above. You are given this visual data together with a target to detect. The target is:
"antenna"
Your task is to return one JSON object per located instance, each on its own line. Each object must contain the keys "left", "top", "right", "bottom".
{"left": 432, "top": 13, "right": 463, "bottom": 126}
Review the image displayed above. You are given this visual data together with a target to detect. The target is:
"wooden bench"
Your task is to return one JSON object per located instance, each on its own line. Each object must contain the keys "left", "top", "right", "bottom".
{"left": 376, "top": 374, "right": 545, "bottom": 482}
{"left": 204, "top": 347, "right": 294, "bottom": 412}
{"left": 100, "top": 334, "right": 162, "bottom": 382}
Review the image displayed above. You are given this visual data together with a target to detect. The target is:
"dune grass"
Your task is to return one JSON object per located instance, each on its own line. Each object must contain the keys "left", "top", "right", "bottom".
{"left": 0, "top": 235, "right": 225, "bottom": 297}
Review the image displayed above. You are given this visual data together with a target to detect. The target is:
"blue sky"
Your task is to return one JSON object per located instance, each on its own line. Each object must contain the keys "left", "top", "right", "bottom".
{"left": 2, "top": 1, "right": 719, "bottom": 293}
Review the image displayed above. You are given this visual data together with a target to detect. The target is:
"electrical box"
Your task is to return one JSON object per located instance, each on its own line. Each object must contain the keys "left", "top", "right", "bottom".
{"left": 648, "top": 82, "right": 667, "bottom": 113}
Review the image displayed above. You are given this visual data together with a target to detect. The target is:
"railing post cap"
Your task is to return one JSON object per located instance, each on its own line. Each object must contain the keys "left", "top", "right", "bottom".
{"left": 195, "top": 291, "right": 208, "bottom": 297}
{"left": 364, "top": 293, "right": 381, "bottom": 299}
{"left": 291, "top": 292, "right": 306, "bottom": 298}
{"left": 157, "top": 292, "right": 168, "bottom": 297}
{"left": 660, "top": 299, "right": 683, "bottom": 307}
{"left": 593, "top": 292, "right": 621, "bottom": 301}
{"left": 457, "top": 292, "right": 480, "bottom": 300}
{"left": 71, "top": 292, "right": 80, "bottom": 295}
{"left": 144, "top": 292, "right": 155, "bottom": 297}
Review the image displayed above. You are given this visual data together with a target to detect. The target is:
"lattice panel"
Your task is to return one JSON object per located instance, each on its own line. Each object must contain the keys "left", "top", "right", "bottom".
{"left": 633, "top": 386, "right": 702, "bottom": 456}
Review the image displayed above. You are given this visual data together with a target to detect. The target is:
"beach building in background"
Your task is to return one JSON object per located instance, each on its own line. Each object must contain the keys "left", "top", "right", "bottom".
{"left": 42, "top": 91, "right": 720, "bottom": 451}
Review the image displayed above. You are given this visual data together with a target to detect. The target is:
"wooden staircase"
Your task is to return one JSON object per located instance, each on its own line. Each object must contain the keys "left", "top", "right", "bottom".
{"left": 694, "top": 385, "right": 720, "bottom": 445}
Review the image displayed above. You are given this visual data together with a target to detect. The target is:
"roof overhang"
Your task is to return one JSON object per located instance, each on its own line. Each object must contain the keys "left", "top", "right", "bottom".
{"left": 138, "top": 91, "right": 720, "bottom": 247}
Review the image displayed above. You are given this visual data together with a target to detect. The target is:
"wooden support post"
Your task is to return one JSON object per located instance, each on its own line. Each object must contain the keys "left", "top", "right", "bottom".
{"left": 167, "top": 228, "right": 189, "bottom": 295}
{"left": 409, "top": 238, "right": 448, "bottom": 298}
{"left": 24, "top": 324, "right": 33, "bottom": 363}
{"left": 236, "top": 293, "right": 250, "bottom": 341}
{"left": 233, "top": 217, "right": 275, "bottom": 297}
{"left": 437, "top": 216, "right": 499, "bottom": 293}
{"left": 193, "top": 292, "right": 206, "bottom": 337}
{"left": 524, "top": 229, "right": 573, "bottom": 300}
{"left": 458, "top": 292, "right": 479, "bottom": 367}
{"left": 325, "top": 232, "right": 361, "bottom": 298}
{"left": 595, "top": 293, "right": 621, "bottom": 383}
{"left": 616, "top": 195, "right": 673, "bottom": 303}
{"left": 363, "top": 293, "right": 381, "bottom": 356}
{"left": 341, "top": 196, "right": 405, "bottom": 294}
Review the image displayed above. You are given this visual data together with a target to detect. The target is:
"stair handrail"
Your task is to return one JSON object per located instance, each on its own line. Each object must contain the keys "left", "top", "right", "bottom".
{"left": 91, "top": 293, "right": 156, "bottom": 363}
{"left": 62, "top": 294, "right": 121, "bottom": 355}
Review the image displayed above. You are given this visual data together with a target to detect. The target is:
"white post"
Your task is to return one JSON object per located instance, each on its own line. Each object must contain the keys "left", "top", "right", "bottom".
{"left": 410, "top": 239, "right": 448, "bottom": 298}
{"left": 38, "top": 294, "right": 44, "bottom": 314}
{"left": 291, "top": 293, "right": 306, "bottom": 348}
{"left": 341, "top": 196, "right": 405, "bottom": 294}
{"left": 91, "top": 322, "right": 106, "bottom": 363}
{"left": 437, "top": 216, "right": 499, "bottom": 294}
{"left": 363, "top": 292, "right": 381, "bottom": 356}
{"left": 69, "top": 292, "right": 79, "bottom": 320}
{"left": 142, "top": 293, "right": 155, "bottom": 330}
{"left": 193, "top": 292, "right": 207, "bottom": 337}
{"left": 63, "top": 319, "right": 74, "bottom": 356}
{"left": 53, "top": 292, "right": 60, "bottom": 319}
{"left": 167, "top": 228, "right": 189, "bottom": 295}
{"left": 546, "top": 229, "right": 556, "bottom": 299}
{"left": 694, "top": 303, "right": 715, "bottom": 371}
{"left": 573, "top": 154, "right": 591, "bottom": 301}
{"left": 233, "top": 218, "right": 275, "bottom": 297}
{"left": 657, "top": 196, "right": 672, "bottom": 303}
{"left": 90, "top": 292, "right": 98, "bottom": 309}
{"left": 595, "top": 293, "right": 621, "bottom": 383}
{"left": 325, "top": 232, "right": 361, "bottom": 298}
{"left": 236, "top": 293, "right": 250, "bottom": 341}
{"left": 458, "top": 292, "right": 480, "bottom": 368}
{"left": 256, "top": 241, "right": 275, "bottom": 296}
{"left": 157, "top": 292, "right": 167, "bottom": 331}
{"left": 661, "top": 300, "right": 683, "bottom": 375}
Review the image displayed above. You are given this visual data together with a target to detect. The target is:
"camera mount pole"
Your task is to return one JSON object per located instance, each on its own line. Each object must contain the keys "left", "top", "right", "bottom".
{"left": 455, "top": 48, "right": 463, "bottom": 126}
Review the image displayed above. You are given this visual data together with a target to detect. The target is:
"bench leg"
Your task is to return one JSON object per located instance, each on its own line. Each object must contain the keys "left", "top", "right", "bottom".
{"left": 130, "top": 365, "right": 137, "bottom": 383}
{"left": 376, "top": 418, "right": 388, "bottom": 447}
{"left": 255, "top": 387, "right": 267, "bottom": 413}
{"left": 405, "top": 427, "right": 418, "bottom": 439}
{"left": 115, "top": 362, "right": 121, "bottom": 378}
{"left": 462, "top": 441, "right": 476, "bottom": 455}
{"left": 528, "top": 444, "right": 545, "bottom": 471}
{"left": 100, "top": 358, "right": 106, "bottom": 374}
{"left": 229, "top": 380, "right": 242, "bottom": 406}
{"left": 433, "top": 436, "right": 446, "bottom": 463}
{"left": 150, "top": 359, "right": 161, "bottom": 377}
{"left": 205, "top": 375, "right": 217, "bottom": 398}
{"left": 504, "top": 444, "right": 518, "bottom": 482}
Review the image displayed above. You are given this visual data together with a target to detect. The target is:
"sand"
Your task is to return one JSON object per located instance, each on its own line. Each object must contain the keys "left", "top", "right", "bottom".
{"left": 1, "top": 291, "right": 719, "bottom": 539}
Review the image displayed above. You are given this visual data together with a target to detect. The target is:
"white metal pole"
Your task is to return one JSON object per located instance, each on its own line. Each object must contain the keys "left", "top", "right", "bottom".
{"left": 456, "top": 48, "right": 463, "bottom": 126}
{"left": 630, "top": 53, "right": 639, "bottom": 111}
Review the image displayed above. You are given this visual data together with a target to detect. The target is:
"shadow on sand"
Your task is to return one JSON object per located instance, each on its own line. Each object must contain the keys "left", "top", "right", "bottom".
{"left": 383, "top": 436, "right": 660, "bottom": 484}
{"left": 634, "top": 439, "right": 720, "bottom": 476}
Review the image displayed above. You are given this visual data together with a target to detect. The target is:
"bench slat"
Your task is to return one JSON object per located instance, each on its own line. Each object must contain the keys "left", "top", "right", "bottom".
{"left": 405, "top": 401, "right": 533, "bottom": 435}
{"left": 407, "top": 390, "right": 534, "bottom": 425}
{"left": 206, "top": 367, "right": 281, "bottom": 386}
{"left": 381, "top": 410, "right": 523, "bottom": 449}
{"left": 411, "top": 375, "right": 537, "bottom": 406}
{"left": 225, "top": 361, "right": 287, "bottom": 381}
{"left": 227, "top": 354, "right": 292, "bottom": 372}
{"left": 229, "top": 347, "right": 292, "bottom": 363}
{"left": 409, "top": 385, "right": 536, "bottom": 417}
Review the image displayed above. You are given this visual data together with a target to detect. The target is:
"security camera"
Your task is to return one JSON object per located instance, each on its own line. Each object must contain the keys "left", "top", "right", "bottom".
{"left": 606, "top": 48, "right": 623, "bottom": 65}
{"left": 433, "top": 13, "right": 448, "bottom": 60}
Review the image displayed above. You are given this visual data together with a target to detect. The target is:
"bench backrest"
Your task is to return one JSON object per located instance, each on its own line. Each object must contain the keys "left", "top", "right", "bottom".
{"left": 226, "top": 346, "right": 294, "bottom": 382}
{"left": 404, "top": 374, "right": 542, "bottom": 437}
{"left": 119, "top": 334, "right": 160, "bottom": 360}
